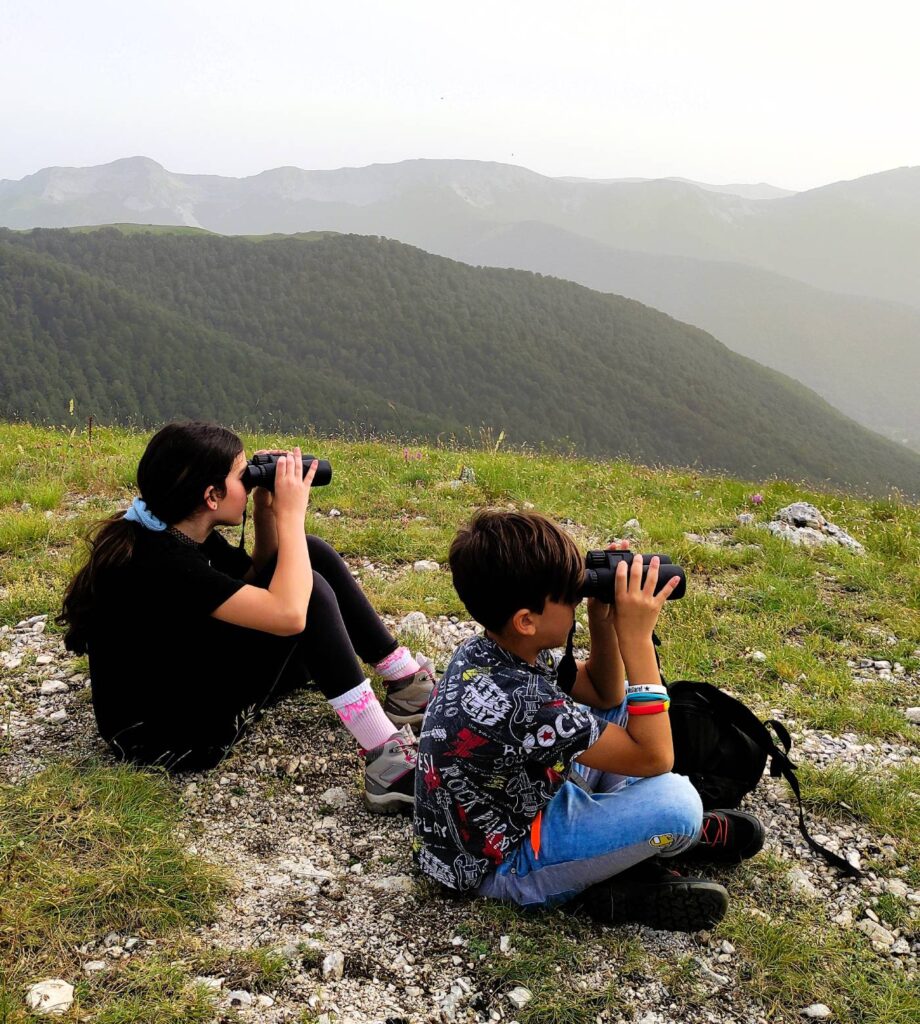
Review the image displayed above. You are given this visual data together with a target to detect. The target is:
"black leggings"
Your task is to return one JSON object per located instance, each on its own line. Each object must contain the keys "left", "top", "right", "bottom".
{"left": 109, "top": 535, "right": 398, "bottom": 771}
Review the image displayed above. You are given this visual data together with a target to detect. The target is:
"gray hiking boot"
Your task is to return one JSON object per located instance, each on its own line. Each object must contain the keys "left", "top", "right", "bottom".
{"left": 382, "top": 654, "right": 436, "bottom": 728}
{"left": 363, "top": 725, "right": 417, "bottom": 816}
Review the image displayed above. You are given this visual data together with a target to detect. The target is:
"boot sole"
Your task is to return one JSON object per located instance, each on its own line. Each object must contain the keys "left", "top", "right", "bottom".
{"left": 584, "top": 878, "right": 729, "bottom": 932}
{"left": 363, "top": 791, "right": 415, "bottom": 816}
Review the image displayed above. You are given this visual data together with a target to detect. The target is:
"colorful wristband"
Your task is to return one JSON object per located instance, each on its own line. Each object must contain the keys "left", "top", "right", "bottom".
{"left": 627, "top": 700, "right": 669, "bottom": 716}
{"left": 626, "top": 691, "right": 667, "bottom": 703}
{"left": 626, "top": 683, "right": 668, "bottom": 695}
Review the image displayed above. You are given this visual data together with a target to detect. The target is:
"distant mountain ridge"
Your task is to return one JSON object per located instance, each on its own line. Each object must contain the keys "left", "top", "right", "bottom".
{"left": 2, "top": 156, "right": 918, "bottom": 304}
{"left": 2, "top": 156, "right": 918, "bottom": 448}
{"left": 1, "top": 226, "right": 918, "bottom": 496}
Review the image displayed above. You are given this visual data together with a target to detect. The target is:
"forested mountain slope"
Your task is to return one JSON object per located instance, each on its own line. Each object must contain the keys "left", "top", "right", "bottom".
{"left": 2, "top": 226, "right": 918, "bottom": 494}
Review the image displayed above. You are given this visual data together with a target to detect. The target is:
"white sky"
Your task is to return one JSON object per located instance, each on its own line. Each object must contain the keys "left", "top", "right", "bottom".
{"left": 1, "top": 0, "right": 918, "bottom": 189}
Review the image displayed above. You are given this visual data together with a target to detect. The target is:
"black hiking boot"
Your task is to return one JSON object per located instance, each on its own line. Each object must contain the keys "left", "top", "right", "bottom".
{"left": 678, "top": 809, "right": 765, "bottom": 865}
{"left": 572, "top": 859, "right": 729, "bottom": 932}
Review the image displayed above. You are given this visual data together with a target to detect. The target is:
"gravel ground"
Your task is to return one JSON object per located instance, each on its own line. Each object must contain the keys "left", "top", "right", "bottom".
{"left": 2, "top": 607, "right": 918, "bottom": 1024}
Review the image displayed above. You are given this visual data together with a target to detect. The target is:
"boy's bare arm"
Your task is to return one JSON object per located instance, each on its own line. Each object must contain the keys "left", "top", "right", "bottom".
{"left": 575, "top": 554, "right": 679, "bottom": 776}
{"left": 569, "top": 602, "right": 626, "bottom": 709}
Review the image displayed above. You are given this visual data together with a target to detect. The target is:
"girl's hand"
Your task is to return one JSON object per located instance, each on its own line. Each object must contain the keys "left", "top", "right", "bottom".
{"left": 271, "top": 447, "right": 319, "bottom": 524}
{"left": 610, "top": 553, "right": 681, "bottom": 645}
{"left": 250, "top": 449, "right": 286, "bottom": 511}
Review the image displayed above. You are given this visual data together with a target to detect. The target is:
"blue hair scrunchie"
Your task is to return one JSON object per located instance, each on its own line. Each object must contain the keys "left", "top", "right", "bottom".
{"left": 123, "top": 496, "right": 167, "bottom": 532}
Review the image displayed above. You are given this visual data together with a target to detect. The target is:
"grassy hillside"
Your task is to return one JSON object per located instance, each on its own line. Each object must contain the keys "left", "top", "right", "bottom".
{"left": 2, "top": 226, "right": 920, "bottom": 495}
{"left": 0, "top": 423, "right": 918, "bottom": 1023}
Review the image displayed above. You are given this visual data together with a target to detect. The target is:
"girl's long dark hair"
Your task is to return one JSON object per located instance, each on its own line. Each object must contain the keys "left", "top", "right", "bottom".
{"left": 58, "top": 421, "right": 243, "bottom": 653}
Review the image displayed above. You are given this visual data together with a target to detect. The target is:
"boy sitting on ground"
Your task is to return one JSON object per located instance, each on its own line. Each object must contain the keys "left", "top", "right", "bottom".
{"left": 413, "top": 510, "right": 763, "bottom": 930}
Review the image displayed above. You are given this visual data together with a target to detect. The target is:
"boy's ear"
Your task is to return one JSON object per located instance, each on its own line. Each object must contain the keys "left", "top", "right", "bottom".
{"left": 509, "top": 608, "right": 537, "bottom": 637}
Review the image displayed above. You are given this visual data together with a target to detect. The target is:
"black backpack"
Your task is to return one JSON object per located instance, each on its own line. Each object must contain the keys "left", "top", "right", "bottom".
{"left": 667, "top": 679, "right": 861, "bottom": 878}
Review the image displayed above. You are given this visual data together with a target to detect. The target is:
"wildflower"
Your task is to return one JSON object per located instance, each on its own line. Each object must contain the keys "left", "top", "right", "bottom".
{"left": 750, "top": 493, "right": 764, "bottom": 505}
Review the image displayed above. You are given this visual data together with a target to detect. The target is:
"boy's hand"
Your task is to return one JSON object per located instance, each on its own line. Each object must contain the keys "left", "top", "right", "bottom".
{"left": 611, "top": 553, "right": 681, "bottom": 644}
{"left": 586, "top": 539, "right": 630, "bottom": 629}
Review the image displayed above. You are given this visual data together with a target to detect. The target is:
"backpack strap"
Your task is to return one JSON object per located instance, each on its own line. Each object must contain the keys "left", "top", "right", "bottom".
{"left": 669, "top": 681, "right": 862, "bottom": 879}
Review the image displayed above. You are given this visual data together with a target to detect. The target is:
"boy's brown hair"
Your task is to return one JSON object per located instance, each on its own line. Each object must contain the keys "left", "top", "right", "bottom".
{"left": 449, "top": 509, "right": 584, "bottom": 632}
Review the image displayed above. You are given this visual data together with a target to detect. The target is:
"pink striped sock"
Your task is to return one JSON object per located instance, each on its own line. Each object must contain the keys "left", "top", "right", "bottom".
{"left": 328, "top": 680, "right": 394, "bottom": 751}
{"left": 375, "top": 646, "right": 421, "bottom": 684}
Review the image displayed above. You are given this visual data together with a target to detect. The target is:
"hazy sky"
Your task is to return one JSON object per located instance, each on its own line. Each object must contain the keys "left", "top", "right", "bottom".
{"left": 2, "top": 0, "right": 918, "bottom": 189}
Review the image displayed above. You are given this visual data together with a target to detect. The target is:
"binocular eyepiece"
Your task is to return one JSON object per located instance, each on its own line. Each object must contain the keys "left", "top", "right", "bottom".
{"left": 242, "top": 453, "right": 333, "bottom": 492}
{"left": 580, "top": 550, "right": 686, "bottom": 603}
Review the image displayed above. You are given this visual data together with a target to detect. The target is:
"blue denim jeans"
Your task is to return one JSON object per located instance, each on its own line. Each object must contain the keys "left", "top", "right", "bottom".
{"left": 475, "top": 701, "right": 703, "bottom": 908}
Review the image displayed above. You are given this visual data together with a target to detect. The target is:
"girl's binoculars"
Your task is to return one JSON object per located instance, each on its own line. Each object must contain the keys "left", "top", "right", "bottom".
{"left": 243, "top": 453, "right": 333, "bottom": 492}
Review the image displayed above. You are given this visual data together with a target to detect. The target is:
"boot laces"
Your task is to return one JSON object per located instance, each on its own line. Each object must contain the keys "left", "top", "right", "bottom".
{"left": 700, "top": 812, "right": 729, "bottom": 848}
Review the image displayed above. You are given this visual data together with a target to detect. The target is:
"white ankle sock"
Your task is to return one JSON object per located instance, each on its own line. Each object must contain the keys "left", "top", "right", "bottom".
{"left": 329, "top": 680, "right": 394, "bottom": 751}
{"left": 375, "top": 646, "right": 421, "bottom": 684}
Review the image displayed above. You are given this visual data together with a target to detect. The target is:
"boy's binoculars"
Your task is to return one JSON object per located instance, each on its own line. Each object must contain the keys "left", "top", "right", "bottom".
{"left": 580, "top": 550, "right": 686, "bottom": 603}
{"left": 242, "top": 453, "right": 333, "bottom": 492}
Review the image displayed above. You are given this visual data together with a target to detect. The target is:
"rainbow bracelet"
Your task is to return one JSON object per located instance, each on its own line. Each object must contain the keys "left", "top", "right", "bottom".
{"left": 627, "top": 699, "right": 670, "bottom": 716}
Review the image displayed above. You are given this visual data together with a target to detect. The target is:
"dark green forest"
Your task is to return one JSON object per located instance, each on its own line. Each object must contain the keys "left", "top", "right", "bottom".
{"left": 1, "top": 226, "right": 918, "bottom": 494}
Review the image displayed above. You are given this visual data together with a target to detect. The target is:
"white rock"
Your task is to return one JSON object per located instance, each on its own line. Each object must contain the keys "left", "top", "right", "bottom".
{"left": 622, "top": 518, "right": 642, "bottom": 534}
{"left": 83, "top": 960, "right": 107, "bottom": 973}
{"left": 507, "top": 986, "right": 533, "bottom": 1010}
{"left": 25, "top": 980, "right": 74, "bottom": 1015}
{"left": 905, "top": 708, "right": 920, "bottom": 725}
{"left": 751, "top": 651, "right": 767, "bottom": 663}
{"left": 40, "top": 680, "right": 69, "bottom": 695}
{"left": 322, "top": 950, "right": 345, "bottom": 980}
{"left": 856, "top": 918, "right": 895, "bottom": 947}
{"left": 32, "top": 620, "right": 47, "bottom": 633}
{"left": 47, "top": 709, "right": 68, "bottom": 724}
{"left": 885, "top": 879, "right": 910, "bottom": 898}
{"left": 320, "top": 787, "right": 349, "bottom": 809}
{"left": 413, "top": 559, "right": 439, "bottom": 572}
{"left": 256, "top": 995, "right": 275, "bottom": 1007}
{"left": 193, "top": 976, "right": 224, "bottom": 990}
{"left": 35, "top": 654, "right": 54, "bottom": 665}
{"left": 890, "top": 938, "right": 911, "bottom": 955}
{"left": 398, "top": 611, "right": 430, "bottom": 634}
{"left": 788, "top": 867, "right": 819, "bottom": 898}
{"left": 227, "top": 990, "right": 252, "bottom": 1007}
{"left": 736, "top": 513, "right": 755, "bottom": 525}
{"left": 801, "top": 1004, "right": 832, "bottom": 1019}
{"left": 499, "top": 934, "right": 512, "bottom": 954}
{"left": 327, "top": 508, "right": 342, "bottom": 517}
{"left": 369, "top": 875, "right": 414, "bottom": 893}
{"left": 776, "top": 502, "right": 826, "bottom": 529}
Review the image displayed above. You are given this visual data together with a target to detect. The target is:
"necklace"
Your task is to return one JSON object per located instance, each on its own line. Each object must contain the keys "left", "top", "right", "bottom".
{"left": 167, "top": 526, "right": 203, "bottom": 549}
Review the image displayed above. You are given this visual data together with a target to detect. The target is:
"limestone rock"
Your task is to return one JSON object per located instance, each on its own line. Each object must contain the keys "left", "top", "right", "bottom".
{"left": 25, "top": 980, "right": 74, "bottom": 1016}
{"left": 507, "top": 986, "right": 533, "bottom": 1010}
{"left": 801, "top": 1005, "right": 832, "bottom": 1019}
{"left": 322, "top": 950, "right": 345, "bottom": 980}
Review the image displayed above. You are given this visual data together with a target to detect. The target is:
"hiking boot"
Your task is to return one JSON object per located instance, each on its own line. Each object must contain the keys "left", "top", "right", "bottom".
{"left": 679, "top": 809, "right": 766, "bottom": 865}
{"left": 574, "top": 859, "right": 728, "bottom": 932}
{"left": 363, "top": 725, "right": 417, "bottom": 816}
{"left": 382, "top": 654, "right": 436, "bottom": 729}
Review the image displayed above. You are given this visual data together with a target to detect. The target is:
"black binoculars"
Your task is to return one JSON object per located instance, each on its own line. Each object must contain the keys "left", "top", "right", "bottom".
{"left": 242, "top": 453, "right": 333, "bottom": 492}
{"left": 580, "top": 550, "right": 686, "bottom": 603}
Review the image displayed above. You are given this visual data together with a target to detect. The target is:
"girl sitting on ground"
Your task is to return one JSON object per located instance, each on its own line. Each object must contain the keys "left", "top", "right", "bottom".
{"left": 58, "top": 420, "right": 432, "bottom": 813}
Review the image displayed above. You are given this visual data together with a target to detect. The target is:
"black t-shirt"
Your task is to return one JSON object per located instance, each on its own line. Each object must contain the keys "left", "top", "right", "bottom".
{"left": 87, "top": 527, "right": 252, "bottom": 745}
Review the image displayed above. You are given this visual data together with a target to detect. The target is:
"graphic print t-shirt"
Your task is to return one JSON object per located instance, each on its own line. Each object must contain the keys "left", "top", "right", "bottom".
{"left": 413, "top": 634, "right": 601, "bottom": 891}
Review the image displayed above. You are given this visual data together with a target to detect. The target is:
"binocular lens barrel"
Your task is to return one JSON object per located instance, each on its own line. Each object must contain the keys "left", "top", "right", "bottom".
{"left": 243, "top": 454, "right": 333, "bottom": 491}
{"left": 580, "top": 551, "right": 686, "bottom": 603}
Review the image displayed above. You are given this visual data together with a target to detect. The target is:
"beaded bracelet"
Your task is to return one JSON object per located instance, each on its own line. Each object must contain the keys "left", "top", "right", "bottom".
{"left": 627, "top": 700, "right": 670, "bottom": 716}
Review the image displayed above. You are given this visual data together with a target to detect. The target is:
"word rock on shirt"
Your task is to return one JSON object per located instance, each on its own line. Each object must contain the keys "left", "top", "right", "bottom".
{"left": 413, "top": 634, "right": 600, "bottom": 891}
